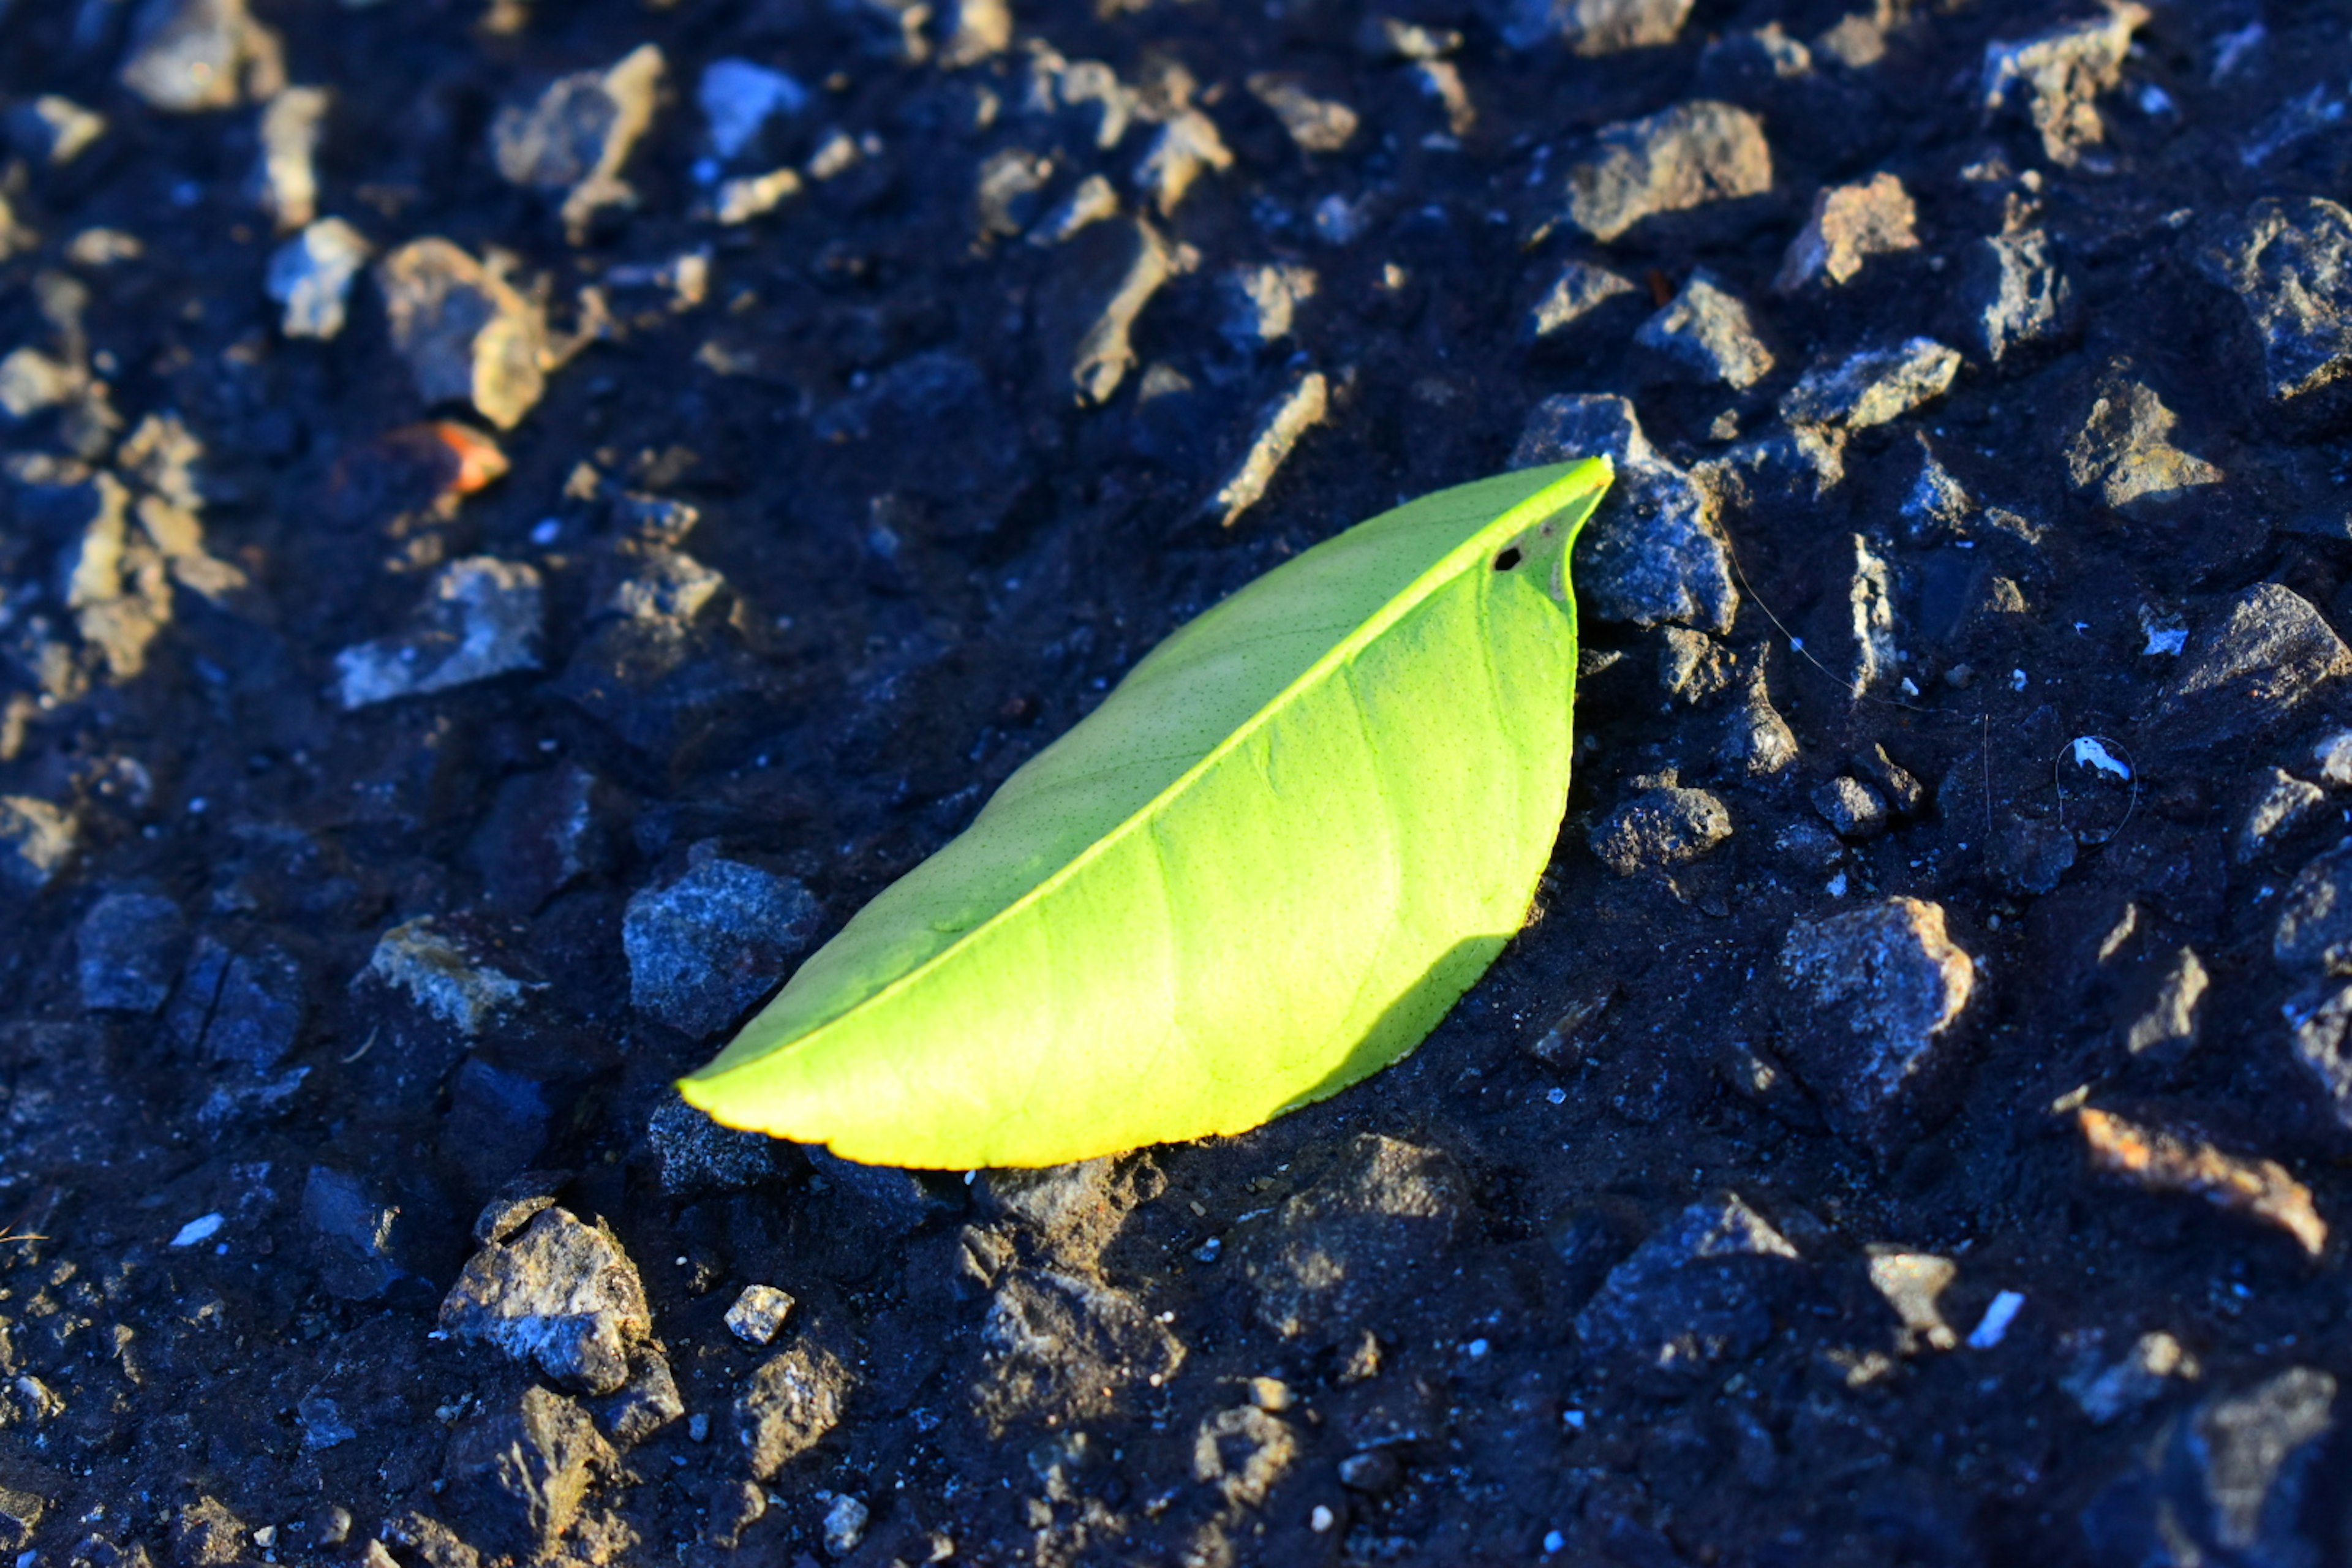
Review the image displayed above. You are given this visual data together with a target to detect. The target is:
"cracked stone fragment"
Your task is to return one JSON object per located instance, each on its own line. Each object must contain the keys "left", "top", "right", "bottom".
{"left": 1656, "top": 626, "right": 1733, "bottom": 705}
{"left": 77, "top": 891, "right": 187, "bottom": 1013}
{"left": 365, "top": 916, "right": 532, "bottom": 1036}
{"left": 491, "top": 43, "right": 665, "bottom": 241}
{"left": 1512, "top": 394, "right": 1739, "bottom": 633}
{"left": 303, "top": 1166, "right": 428, "bottom": 1302}
{"left": 1813, "top": 776, "right": 1887, "bottom": 840}
{"left": 1777, "top": 173, "right": 1918, "bottom": 290}
{"left": 253, "top": 85, "right": 327, "bottom": 232}
{"left": 1526, "top": 258, "right": 1636, "bottom": 339}
{"left": 334, "top": 557, "right": 544, "bottom": 709}
{"left": 1195, "top": 1407, "right": 1297, "bottom": 1509}
{"left": 725, "top": 1285, "right": 796, "bottom": 1346}
{"left": 2076, "top": 1106, "right": 2325, "bottom": 1256}
{"left": 1779, "top": 339, "right": 1960, "bottom": 431}
{"left": 440, "top": 1207, "right": 654, "bottom": 1395}
{"left": 1560, "top": 100, "right": 1772, "bottom": 243}
{"left": 442, "top": 1387, "right": 615, "bottom": 1561}
{"left": 2064, "top": 378, "right": 2220, "bottom": 516}
{"left": 118, "top": 0, "right": 285, "bottom": 113}
{"left": 1494, "top": 0, "right": 1694, "bottom": 55}
{"left": 1980, "top": 2, "right": 2147, "bottom": 165}
{"left": 698, "top": 58, "right": 805, "bottom": 160}
{"left": 2275, "top": 840, "right": 2352, "bottom": 976}
{"left": 2286, "top": 978, "right": 2352, "bottom": 1131}
{"left": 2199, "top": 197, "right": 2352, "bottom": 404}
{"left": 377, "top": 239, "right": 548, "bottom": 428}
{"left": 1845, "top": 533, "right": 1900, "bottom": 701}
{"left": 1048, "top": 217, "right": 1171, "bottom": 405}
{"left": 1246, "top": 73, "right": 1357, "bottom": 153}
{"left": 1134, "top": 108, "right": 1232, "bottom": 217}
{"left": 2082, "top": 1367, "right": 2336, "bottom": 1568}
{"left": 267, "top": 217, "right": 372, "bottom": 339}
{"left": 1636, "top": 270, "right": 1773, "bottom": 388}
{"left": 1576, "top": 1194, "right": 1801, "bottom": 1380}
{"left": 2152, "top": 584, "right": 2351, "bottom": 752}
{"left": 2237, "top": 769, "right": 2324, "bottom": 862}
{"left": 1205, "top": 370, "right": 1328, "bottom": 527}
{"left": 978, "top": 1269, "right": 1184, "bottom": 1427}
{"left": 1589, "top": 786, "right": 1732, "bottom": 875}
{"left": 1961, "top": 227, "right": 2074, "bottom": 361}
{"left": 624, "top": 853, "right": 821, "bottom": 1036}
{"left": 1779, "top": 898, "right": 1976, "bottom": 1157}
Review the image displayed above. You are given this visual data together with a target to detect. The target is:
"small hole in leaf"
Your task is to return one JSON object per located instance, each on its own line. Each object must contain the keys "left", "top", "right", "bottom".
{"left": 1493, "top": 548, "right": 1523, "bottom": 572}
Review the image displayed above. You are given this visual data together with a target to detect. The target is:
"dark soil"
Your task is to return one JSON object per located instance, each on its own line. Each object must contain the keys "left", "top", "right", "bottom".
{"left": 4, "top": 1, "right": 2352, "bottom": 1564}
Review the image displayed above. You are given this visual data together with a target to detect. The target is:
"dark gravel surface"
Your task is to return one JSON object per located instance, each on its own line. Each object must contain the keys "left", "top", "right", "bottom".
{"left": 7, "top": 0, "right": 2352, "bottom": 1563}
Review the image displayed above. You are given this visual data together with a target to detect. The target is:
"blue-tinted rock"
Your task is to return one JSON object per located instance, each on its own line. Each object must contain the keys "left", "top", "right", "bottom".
{"left": 77, "top": 891, "right": 186, "bottom": 1012}
{"left": 624, "top": 854, "right": 820, "bottom": 1036}
{"left": 1575, "top": 1194, "right": 1803, "bottom": 1381}
{"left": 2082, "top": 1367, "right": 2336, "bottom": 1568}
{"left": 302, "top": 1165, "right": 432, "bottom": 1303}
{"left": 165, "top": 936, "right": 305, "bottom": 1069}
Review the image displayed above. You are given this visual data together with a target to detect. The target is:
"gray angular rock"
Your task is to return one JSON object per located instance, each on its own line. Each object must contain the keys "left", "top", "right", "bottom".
{"left": 491, "top": 44, "right": 665, "bottom": 241}
{"left": 1812, "top": 776, "right": 1888, "bottom": 840}
{"left": 1779, "top": 898, "right": 1977, "bottom": 1157}
{"left": 1560, "top": 100, "right": 1772, "bottom": 243}
{"left": 1962, "top": 227, "right": 2075, "bottom": 362}
{"left": 1513, "top": 394, "right": 1740, "bottom": 634}
{"left": 978, "top": 1268, "right": 1184, "bottom": 1426}
{"left": 2154, "top": 585, "right": 2351, "bottom": 750}
{"left": 624, "top": 853, "right": 821, "bottom": 1036}
{"left": 2064, "top": 378, "right": 2222, "bottom": 516}
{"left": 2275, "top": 840, "right": 2352, "bottom": 977}
{"left": 334, "top": 557, "right": 543, "bottom": 709}
{"left": 1635, "top": 270, "right": 1774, "bottom": 389}
{"left": 2238, "top": 769, "right": 2326, "bottom": 862}
{"left": 591, "top": 1351, "right": 685, "bottom": 1446}
{"left": 1656, "top": 627, "right": 1733, "bottom": 705}
{"left": 1589, "top": 786, "right": 1732, "bottom": 875}
{"left": 1526, "top": 258, "right": 1637, "bottom": 339}
{"left": 1780, "top": 339, "right": 1960, "bottom": 431}
{"left": 1777, "top": 173, "right": 1918, "bottom": 290}
{"left": 167, "top": 936, "right": 304, "bottom": 1069}
{"left": 1980, "top": 3, "right": 2147, "bottom": 166}
{"left": 442, "top": 1387, "right": 615, "bottom": 1561}
{"left": 1493, "top": 0, "right": 1692, "bottom": 55}
{"left": 978, "top": 1156, "right": 1135, "bottom": 1265}
{"left": 1991, "top": 816, "right": 2076, "bottom": 896}
{"left": 365, "top": 916, "right": 532, "bottom": 1037}
{"left": 76, "top": 891, "right": 186, "bottom": 1012}
{"left": 736, "top": 1344, "right": 853, "bottom": 1479}
{"left": 645, "top": 1093, "right": 782, "bottom": 1196}
{"left": 266, "top": 218, "right": 372, "bottom": 340}
{"left": 469, "top": 762, "right": 622, "bottom": 917}
{"left": 375, "top": 239, "right": 548, "bottom": 429}
{"left": 118, "top": 0, "right": 285, "bottom": 113}
{"left": 0, "top": 796, "right": 77, "bottom": 891}
{"left": 2199, "top": 197, "right": 2352, "bottom": 404}
{"left": 302, "top": 1166, "right": 430, "bottom": 1303}
{"left": 1575, "top": 1194, "right": 1803, "bottom": 1381}
{"left": 2122, "top": 947, "right": 2207, "bottom": 1071}
{"left": 1244, "top": 1134, "right": 1468, "bottom": 1341}
{"left": 1047, "top": 217, "right": 1171, "bottom": 405}
{"left": 1245, "top": 73, "right": 1357, "bottom": 153}
{"left": 2081, "top": 1367, "right": 2335, "bottom": 1568}
{"left": 1718, "top": 664, "right": 1798, "bottom": 777}
{"left": 439, "top": 1207, "right": 654, "bottom": 1395}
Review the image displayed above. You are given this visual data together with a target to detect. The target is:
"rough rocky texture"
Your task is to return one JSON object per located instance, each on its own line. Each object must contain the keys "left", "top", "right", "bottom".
{"left": 1575, "top": 1194, "right": 1803, "bottom": 1382}
{"left": 622, "top": 852, "right": 820, "bottom": 1036}
{"left": 375, "top": 238, "right": 548, "bottom": 429}
{"left": 1588, "top": 783, "right": 1732, "bottom": 875}
{"left": 1780, "top": 338, "right": 1961, "bottom": 431}
{"left": 1634, "top": 270, "right": 1772, "bottom": 389}
{"left": 2153, "top": 584, "right": 2352, "bottom": 752}
{"left": 2064, "top": 376, "right": 2222, "bottom": 516}
{"left": 1242, "top": 1134, "right": 1468, "bottom": 1342}
{"left": 2199, "top": 195, "right": 2352, "bottom": 404}
{"left": 334, "top": 556, "right": 543, "bottom": 709}
{"left": 1776, "top": 173, "right": 1917, "bottom": 291}
{"left": 734, "top": 1343, "right": 852, "bottom": 1480}
{"left": 1560, "top": 100, "right": 1771, "bottom": 243}
{"left": 439, "top": 1207, "right": 654, "bottom": 1395}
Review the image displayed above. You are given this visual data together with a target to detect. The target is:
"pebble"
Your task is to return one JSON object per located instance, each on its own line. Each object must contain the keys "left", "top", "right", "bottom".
{"left": 1246, "top": 73, "right": 1357, "bottom": 153}
{"left": 1526, "top": 258, "right": 1637, "bottom": 339}
{"left": 301, "top": 1166, "right": 428, "bottom": 1302}
{"left": 2062, "top": 1331, "right": 2198, "bottom": 1426}
{"left": 76, "top": 889, "right": 187, "bottom": 1012}
{"left": 2236, "top": 768, "right": 2325, "bottom": 862}
{"left": 364, "top": 916, "right": 533, "bottom": 1037}
{"left": 2199, "top": 197, "right": 2352, "bottom": 404}
{"left": 167, "top": 936, "right": 304, "bottom": 1069}
{"left": 592, "top": 1351, "right": 685, "bottom": 1446}
{"left": 2290, "top": 979, "right": 2352, "bottom": 1131}
{"left": 1655, "top": 626, "right": 1733, "bottom": 705}
{"left": 1989, "top": 816, "right": 2076, "bottom": 897}
{"left": 1588, "top": 785, "right": 1733, "bottom": 875}
{"left": 375, "top": 238, "right": 548, "bottom": 428}
{"left": 253, "top": 85, "right": 326, "bottom": 232}
{"left": 1134, "top": 109, "right": 1232, "bottom": 217}
{"left": 7, "top": 96, "right": 107, "bottom": 166}
{"left": 725, "top": 1284, "right": 797, "bottom": 1346}
{"left": 715, "top": 167, "right": 803, "bottom": 224}
{"left": 333, "top": 557, "right": 545, "bottom": 709}
{"left": 1778, "top": 898, "right": 1977, "bottom": 1158}
{"left": 1779, "top": 338, "right": 1961, "bottom": 431}
{"left": 442, "top": 1386, "right": 615, "bottom": 1560}
{"left": 1776, "top": 172, "right": 1917, "bottom": 290}
{"left": 1980, "top": 3, "right": 2147, "bottom": 165}
{"left": 699, "top": 58, "right": 806, "bottom": 160}
{"left": 1961, "top": 227, "right": 2074, "bottom": 363}
{"left": 0, "top": 796, "right": 77, "bottom": 891}
{"left": 1574, "top": 1193, "right": 1802, "bottom": 1380}
{"left": 1635, "top": 270, "right": 1774, "bottom": 389}
{"left": 1494, "top": 0, "right": 1694, "bottom": 56}
{"left": 1050, "top": 217, "right": 1171, "bottom": 405}
{"left": 2280, "top": 840, "right": 2352, "bottom": 976}
{"left": 2119, "top": 947, "right": 2207, "bottom": 1071}
{"left": 1559, "top": 100, "right": 1772, "bottom": 243}
{"left": 1205, "top": 369, "right": 1328, "bottom": 527}
{"left": 2062, "top": 377, "right": 2222, "bottom": 516}
{"left": 624, "top": 853, "right": 821, "bottom": 1036}
{"left": 1717, "top": 664, "right": 1798, "bottom": 777}
{"left": 2152, "top": 583, "right": 2351, "bottom": 750}
{"left": 1812, "top": 776, "right": 1888, "bottom": 840}
{"left": 2081, "top": 1367, "right": 2335, "bottom": 1566}
{"left": 491, "top": 43, "right": 666, "bottom": 241}
{"left": 2076, "top": 1106, "right": 2326, "bottom": 1256}
{"left": 1512, "top": 394, "right": 1740, "bottom": 633}
{"left": 118, "top": 0, "right": 286, "bottom": 113}
{"left": 1964, "top": 1289, "right": 2024, "bottom": 1349}
{"left": 822, "top": 1495, "right": 869, "bottom": 1557}
{"left": 266, "top": 217, "right": 373, "bottom": 339}
{"left": 1865, "top": 1251, "right": 1957, "bottom": 1352}
{"left": 439, "top": 1207, "right": 655, "bottom": 1394}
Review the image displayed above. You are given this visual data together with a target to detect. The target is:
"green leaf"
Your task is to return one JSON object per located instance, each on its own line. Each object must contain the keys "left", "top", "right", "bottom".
{"left": 681, "top": 459, "right": 1615, "bottom": 1167}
